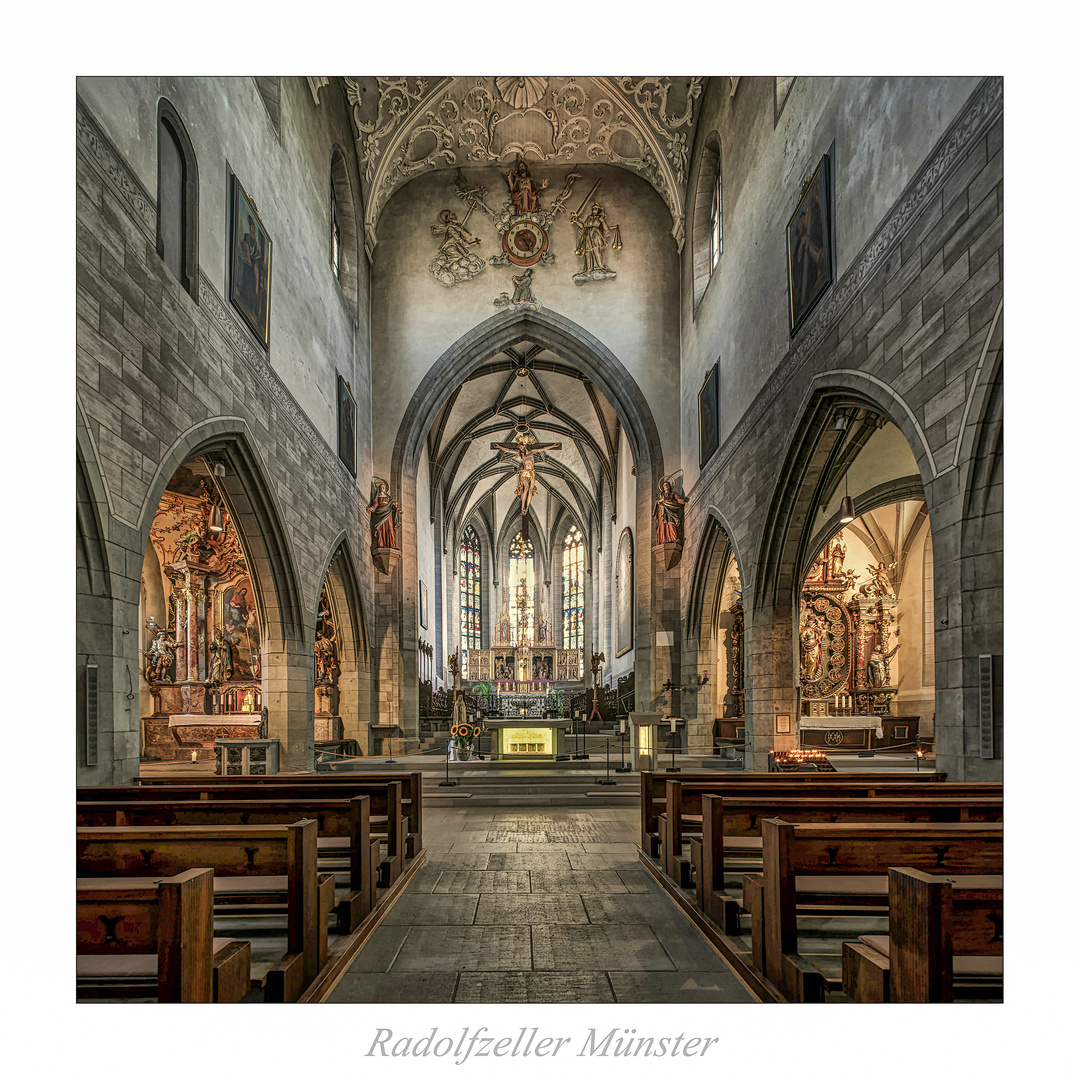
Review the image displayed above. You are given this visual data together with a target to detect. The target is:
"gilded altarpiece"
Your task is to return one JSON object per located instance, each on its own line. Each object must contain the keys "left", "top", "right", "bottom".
{"left": 141, "top": 468, "right": 263, "bottom": 760}
{"left": 799, "top": 532, "right": 899, "bottom": 718}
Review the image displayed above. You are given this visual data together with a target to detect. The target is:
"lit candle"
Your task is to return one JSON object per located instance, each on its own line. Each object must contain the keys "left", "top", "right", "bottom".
{"left": 190, "top": 750, "right": 198, "bottom": 763}
{"left": 619, "top": 717, "right": 627, "bottom": 734}
{"left": 669, "top": 716, "right": 677, "bottom": 734}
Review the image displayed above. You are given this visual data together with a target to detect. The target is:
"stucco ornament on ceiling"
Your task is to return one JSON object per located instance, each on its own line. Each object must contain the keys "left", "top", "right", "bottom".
{"left": 342, "top": 76, "right": 702, "bottom": 255}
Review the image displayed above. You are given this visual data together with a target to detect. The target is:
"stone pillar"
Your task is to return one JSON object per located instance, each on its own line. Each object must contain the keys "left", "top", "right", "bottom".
{"left": 745, "top": 603, "right": 799, "bottom": 771}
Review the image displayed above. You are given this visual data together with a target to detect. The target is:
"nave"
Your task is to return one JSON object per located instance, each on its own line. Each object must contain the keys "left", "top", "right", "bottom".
{"left": 326, "top": 806, "right": 754, "bottom": 1003}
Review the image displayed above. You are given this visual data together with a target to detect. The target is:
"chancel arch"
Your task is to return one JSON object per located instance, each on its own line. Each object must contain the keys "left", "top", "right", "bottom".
{"left": 389, "top": 307, "right": 665, "bottom": 739}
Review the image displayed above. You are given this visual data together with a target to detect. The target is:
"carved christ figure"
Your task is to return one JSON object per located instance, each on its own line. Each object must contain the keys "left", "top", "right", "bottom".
{"left": 506, "top": 157, "right": 547, "bottom": 216}
{"left": 490, "top": 434, "right": 562, "bottom": 519}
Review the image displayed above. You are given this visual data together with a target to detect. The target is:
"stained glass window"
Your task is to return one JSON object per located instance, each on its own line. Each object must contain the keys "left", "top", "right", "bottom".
{"left": 563, "top": 525, "right": 585, "bottom": 649}
{"left": 509, "top": 532, "right": 535, "bottom": 645}
{"left": 459, "top": 525, "right": 481, "bottom": 650}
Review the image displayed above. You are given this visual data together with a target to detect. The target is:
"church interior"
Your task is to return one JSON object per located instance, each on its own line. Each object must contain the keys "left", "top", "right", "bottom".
{"left": 71, "top": 70, "right": 1008, "bottom": 1027}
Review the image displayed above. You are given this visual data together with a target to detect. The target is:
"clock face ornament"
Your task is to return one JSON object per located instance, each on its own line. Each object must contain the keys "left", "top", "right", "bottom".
{"left": 502, "top": 218, "right": 549, "bottom": 267}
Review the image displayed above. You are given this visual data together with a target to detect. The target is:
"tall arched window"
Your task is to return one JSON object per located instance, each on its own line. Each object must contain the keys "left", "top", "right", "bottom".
{"left": 710, "top": 164, "right": 723, "bottom": 271}
{"left": 330, "top": 181, "right": 342, "bottom": 279}
{"left": 508, "top": 532, "right": 535, "bottom": 644}
{"left": 459, "top": 525, "right": 481, "bottom": 650}
{"left": 156, "top": 100, "right": 199, "bottom": 299}
{"left": 563, "top": 525, "right": 585, "bottom": 649}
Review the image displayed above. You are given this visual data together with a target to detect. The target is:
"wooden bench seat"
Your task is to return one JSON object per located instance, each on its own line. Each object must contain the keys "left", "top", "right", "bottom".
{"left": 752, "top": 820, "right": 1003, "bottom": 1002}
{"left": 76, "top": 868, "right": 250, "bottom": 1003}
{"left": 133, "top": 770, "right": 424, "bottom": 856}
{"left": 670, "top": 792, "right": 1002, "bottom": 932}
{"left": 76, "top": 820, "right": 328, "bottom": 1002}
{"left": 81, "top": 778, "right": 416, "bottom": 874}
{"left": 77, "top": 795, "right": 381, "bottom": 931}
{"left": 842, "top": 867, "right": 1004, "bottom": 1002}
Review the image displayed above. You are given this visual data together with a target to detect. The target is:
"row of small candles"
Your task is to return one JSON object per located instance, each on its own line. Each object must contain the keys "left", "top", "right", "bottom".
{"left": 774, "top": 748, "right": 830, "bottom": 765}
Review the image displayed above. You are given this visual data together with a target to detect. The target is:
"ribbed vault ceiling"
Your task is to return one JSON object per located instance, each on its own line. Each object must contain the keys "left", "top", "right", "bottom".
{"left": 427, "top": 343, "right": 622, "bottom": 555}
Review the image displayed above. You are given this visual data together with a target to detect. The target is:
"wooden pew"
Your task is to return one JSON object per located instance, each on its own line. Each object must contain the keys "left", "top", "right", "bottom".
{"left": 76, "top": 819, "right": 329, "bottom": 1003}
{"left": 649, "top": 776, "right": 1001, "bottom": 865}
{"left": 639, "top": 769, "right": 953, "bottom": 854}
{"left": 76, "top": 868, "right": 251, "bottom": 1003}
{"left": 78, "top": 795, "right": 378, "bottom": 934}
{"left": 751, "top": 819, "right": 1003, "bottom": 1002}
{"left": 842, "top": 866, "right": 1003, "bottom": 1002}
{"left": 135, "top": 771, "right": 424, "bottom": 857}
{"left": 80, "top": 779, "right": 412, "bottom": 886}
{"left": 684, "top": 793, "right": 1004, "bottom": 933}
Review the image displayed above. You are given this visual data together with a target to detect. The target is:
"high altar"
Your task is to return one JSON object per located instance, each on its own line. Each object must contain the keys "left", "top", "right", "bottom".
{"left": 464, "top": 580, "right": 582, "bottom": 694}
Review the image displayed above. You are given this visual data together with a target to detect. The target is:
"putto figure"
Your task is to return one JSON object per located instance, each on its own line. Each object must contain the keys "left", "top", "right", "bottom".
{"left": 653, "top": 476, "right": 688, "bottom": 545}
{"left": 367, "top": 477, "right": 400, "bottom": 551}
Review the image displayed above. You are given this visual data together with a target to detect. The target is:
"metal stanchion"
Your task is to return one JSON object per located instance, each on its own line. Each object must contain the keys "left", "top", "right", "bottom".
{"left": 596, "top": 736, "right": 616, "bottom": 785}
{"left": 385, "top": 734, "right": 397, "bottom": 764}
{"left": 616, "top": 716, "right": 632, "bottom": 772}
{"left": 439, "top": 736, "right": 457, "bottom": 786}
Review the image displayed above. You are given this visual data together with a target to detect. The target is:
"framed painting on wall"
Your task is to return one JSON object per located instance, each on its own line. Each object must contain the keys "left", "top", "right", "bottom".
{"left": 787, "top": 153, "right": 833, "bottom": 334}
{"left": 229, "top": 174, "right": 272, "bottom": 347}
{"left": 337, "top": 376, "right": 356, "bottom": 475}
{"left": 698, "top": 363, "right": 719, "bottom": 468}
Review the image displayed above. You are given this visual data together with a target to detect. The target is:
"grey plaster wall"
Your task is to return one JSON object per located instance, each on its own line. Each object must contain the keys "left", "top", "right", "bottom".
{"left": 75, "top": 78, "right": 376, "bottom": 781}
{"left": 369, "top": 165, "right": 681, "bottom": 479}
{"left": 680, "top": 76, "right": 982, "bottom": 494}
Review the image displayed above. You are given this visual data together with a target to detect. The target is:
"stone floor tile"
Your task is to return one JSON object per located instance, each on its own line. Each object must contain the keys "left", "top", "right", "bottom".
{"left": 515, "top": 843, "right": 585, "bottom": 852}
{"left": 382, "top": 894, "right": 480, "bottom": 925}
{"left": 344, "top": 923, "right": 412, "bottom": 972}
{"left": 433, "top": 870, "right": 531, "bottom": 893}
{"left": 326, "top": 971, "right": 459, "bottom": 1003}
{"left": 581, "top": 842, "right": 640, "bottom": 852}
{"left": 580, "top": 894, "right": 682, "bottom": 924}
{"left": 567, "top": 852, "right": 641, "bottom": 870}
{"left": 455, "top": 971, "right": 615, "bottom": 1003}
{"left": 421, "top": 852, "right": 491, "bottom": 870}
{"left": 486, "top": 852, "right": 573, "bottom": 870}
{"left": 529, "top": 869, "right": 629, "bottom": 893}
{"left": 616, "top": 867, "right": 657, "bottom": 893}
{"left": 607, "top": 970, "right": 755, "bottom": 1003}
{"left": 474, "top": 893, "right": 589, "bottom": 925}
{"left": 390, "top": 926, "right": 533, "bottom": 971}
{"left": 531, "top": 925, "right": 675, "bottom": 971}
{"left": 449, "top": 842, "right": 519, "bottom": 853}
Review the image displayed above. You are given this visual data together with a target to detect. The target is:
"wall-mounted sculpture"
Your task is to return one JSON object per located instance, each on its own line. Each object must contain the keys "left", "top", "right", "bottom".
{"left": 490, "top": 426, "right": 561, "bottom": 541}
{"left": 653, "top": 475, "right": 688, "bottom": 569}
{"left": 493, "top": 267, "right": 542, "bottom": 311}
{"left": 571, "top": 200, "right": 621, "bottom": 285}
{"left": 428, "top": 208, "right": 484, "bottom": 286}
{"left": 367, "top": 476, "right": 401, "bottom": 576}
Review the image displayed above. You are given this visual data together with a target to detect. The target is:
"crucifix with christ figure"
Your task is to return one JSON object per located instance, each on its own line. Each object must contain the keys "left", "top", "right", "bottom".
{"left": 490, "top": 428, "right": 561, "bottom": 540}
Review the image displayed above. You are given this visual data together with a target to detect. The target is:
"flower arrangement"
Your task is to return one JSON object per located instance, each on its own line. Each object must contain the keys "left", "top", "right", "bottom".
{"left": 450, "top": 723, "right": 482, "bottom": 749}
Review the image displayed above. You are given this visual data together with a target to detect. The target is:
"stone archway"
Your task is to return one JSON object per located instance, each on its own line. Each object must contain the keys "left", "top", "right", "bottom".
{"left": 134, "top": 419, "right": 311, "bottom": 771}
{"left": 386, "top": 307, "right": 667, "bottom": 744}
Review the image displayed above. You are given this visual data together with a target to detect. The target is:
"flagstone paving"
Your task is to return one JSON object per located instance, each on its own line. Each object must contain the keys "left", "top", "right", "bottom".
{"left": 326, "top": 806, "right": 756, "bottom": 1003}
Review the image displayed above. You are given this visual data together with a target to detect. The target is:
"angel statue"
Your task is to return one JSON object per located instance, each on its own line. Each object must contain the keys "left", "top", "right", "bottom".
{"left": 367, "top": 477, "right": 400, "bottom": 551}
{"left": 490, "top": 429, "right": 561, "bottom": 537}
{"left": 428, "top": 209, "right": 484, "bottom": 287}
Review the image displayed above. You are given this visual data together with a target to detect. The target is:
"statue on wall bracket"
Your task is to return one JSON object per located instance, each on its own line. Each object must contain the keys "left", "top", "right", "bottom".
{"left": 653, "top": 475, "right": 688, "bottom": 570}
{"left": 493, "top": 267, "right": 542, "bottom": 311}
{"left": 367, "top": 476, "right": 401, "bottom": 576}
{"left": 428, "top": 207, "right": 485, "bottom": 286}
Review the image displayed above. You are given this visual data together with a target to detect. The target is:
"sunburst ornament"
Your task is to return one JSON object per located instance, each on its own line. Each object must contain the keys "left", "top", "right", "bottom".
{"left": 496, "top": 77, "right": 549, "bottom": 110}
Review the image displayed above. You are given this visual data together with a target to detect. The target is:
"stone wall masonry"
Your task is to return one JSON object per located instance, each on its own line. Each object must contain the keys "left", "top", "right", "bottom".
{"left": 677, "top": 78, "right": 1003, "bottom": 779}
{"left": 76, "top": 92, "right": 377, "bottom": 781}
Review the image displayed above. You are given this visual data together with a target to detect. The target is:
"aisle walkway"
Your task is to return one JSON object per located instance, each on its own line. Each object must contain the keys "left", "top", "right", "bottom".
{"left": 327, "top": 806, "right": 755, "bottom": 1003}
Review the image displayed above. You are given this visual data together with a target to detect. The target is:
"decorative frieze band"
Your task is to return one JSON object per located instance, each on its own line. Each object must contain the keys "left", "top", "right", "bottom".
{"left": 693, "top": 76, "right": 1004, "bottom": 497}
